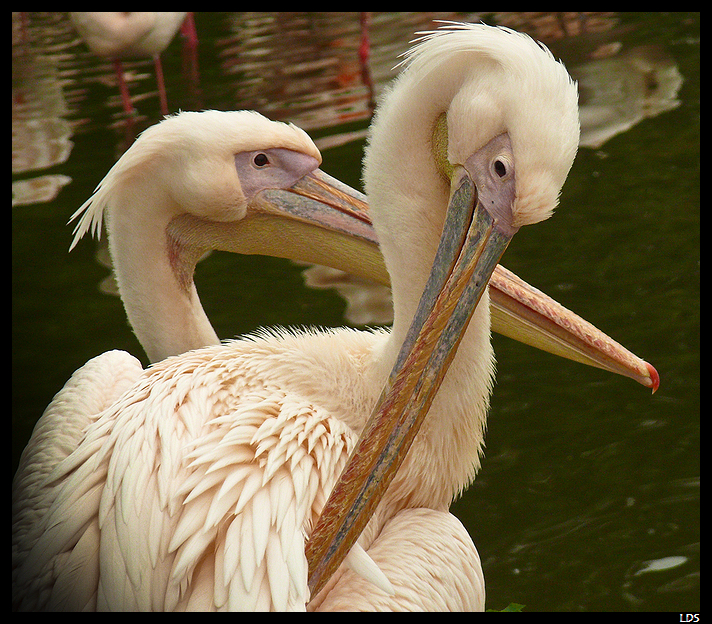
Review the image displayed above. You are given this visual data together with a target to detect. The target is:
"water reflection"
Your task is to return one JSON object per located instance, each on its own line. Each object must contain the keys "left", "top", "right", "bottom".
{"left": 13, "top": 12, "right": 685, "bottom": 210}
{"left": 12, "top": 14, "right": 74, "bottom": 206}
{"left": 576, "top": 45, "right": 683, "bottom": 149}
{"left": 219, "top": 12, "right": 374, "bottom": 130}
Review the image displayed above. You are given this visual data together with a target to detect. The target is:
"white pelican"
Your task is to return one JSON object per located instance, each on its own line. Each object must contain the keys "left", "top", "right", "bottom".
{"left": 70, "top": 12, "right": 193, "bottom": 116}
{"left": 65, "top": 106, "right": 654, "bottom": 383}
{"left": 12, "top": 24, "right": 657, "bottom": 611}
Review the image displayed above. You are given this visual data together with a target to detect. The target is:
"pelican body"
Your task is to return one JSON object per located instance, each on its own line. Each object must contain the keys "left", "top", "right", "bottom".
{"left": 13, "top": 24, "right": 657, "bottom": 611}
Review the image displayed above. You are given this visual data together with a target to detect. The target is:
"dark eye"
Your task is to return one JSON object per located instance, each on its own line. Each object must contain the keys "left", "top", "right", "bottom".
{"left": 493, "top": 159, "right": 507, "bottom": 178}
{"left": 253, "top": 153, "right": 270, "bottom": 167}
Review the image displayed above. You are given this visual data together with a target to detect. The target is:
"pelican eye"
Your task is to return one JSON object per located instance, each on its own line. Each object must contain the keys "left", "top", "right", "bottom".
{"left": 253, "top": 153, "right": 270, "bottom": 168}
{"left": 493, "top": 159, "right": 507, "bottom": 178}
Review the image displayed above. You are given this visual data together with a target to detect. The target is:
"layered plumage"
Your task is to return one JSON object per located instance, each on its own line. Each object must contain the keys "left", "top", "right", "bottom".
{"left": 14, "top": 330, "right": 368, "bottom": 610}
{"left": 14, "top": 23, "right": 583, "bottom": 611}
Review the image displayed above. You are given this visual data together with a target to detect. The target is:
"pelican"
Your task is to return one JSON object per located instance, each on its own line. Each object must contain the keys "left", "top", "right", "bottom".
{"left": 12, "top": 24, "right": 657, "bottom": 612}
{"left": 67, "top": 105, "right": 653, "bottom": 382}
{"left": 70, "top": 12, "right": 194, "bottom": 116}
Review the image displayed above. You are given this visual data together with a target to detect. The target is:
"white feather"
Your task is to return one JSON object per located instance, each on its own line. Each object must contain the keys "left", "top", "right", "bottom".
{"left": 345, "top": 542, "right": 396, "bottom": 597}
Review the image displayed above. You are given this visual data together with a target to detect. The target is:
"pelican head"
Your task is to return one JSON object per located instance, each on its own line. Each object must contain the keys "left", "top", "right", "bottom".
{"left": 364, "top": 23, "right": 579, "bottom": 313}
{"left": 307, "top": 23, "right": 582, "bottom": 596}
{"left": 69, "top": 110, "right": 379, "bottom": 362}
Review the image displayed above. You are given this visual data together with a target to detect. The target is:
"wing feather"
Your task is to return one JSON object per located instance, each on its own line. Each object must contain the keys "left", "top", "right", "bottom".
{"left": 14, "top": 330, "right": 382, "bottom": 611}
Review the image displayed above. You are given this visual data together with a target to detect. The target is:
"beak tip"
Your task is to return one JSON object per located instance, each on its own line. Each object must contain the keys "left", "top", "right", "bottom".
{"left": 646, "top": 362, "right": 660, "bottom": 394}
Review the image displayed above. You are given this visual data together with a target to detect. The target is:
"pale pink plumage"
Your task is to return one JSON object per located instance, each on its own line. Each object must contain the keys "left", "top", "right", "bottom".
{"left": 13, "top": 23, "right": 584, "bottom": 611}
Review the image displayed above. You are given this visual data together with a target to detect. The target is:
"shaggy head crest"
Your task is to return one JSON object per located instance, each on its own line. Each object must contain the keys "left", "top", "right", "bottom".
{"left": 397, "top": 22, "right": 580, "bottom": 226}
{"left": 68, "top": 110, "right": 319, "bottom": 250}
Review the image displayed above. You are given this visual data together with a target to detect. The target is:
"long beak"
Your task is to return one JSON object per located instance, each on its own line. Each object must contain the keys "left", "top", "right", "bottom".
{"left": 257, "top": 166, "right": 659, "bottom": 595}
{"left": 305, "top": 165, "right": 521, "bottom": 597}
{"left": 488, "top": 265, "right": 659, "bottom": 390}
{"left": 206, "top": 168, "right": 389, "bottom": 285}
{"left": 285, "top": 171, "right": 659, "bottom": 392}
{"left": 168, "top": 168, "right": 658, "bottom": 392}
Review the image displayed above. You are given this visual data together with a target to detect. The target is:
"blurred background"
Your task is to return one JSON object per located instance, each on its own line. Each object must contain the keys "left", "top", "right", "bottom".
{"left": 12, "top": 12, "right": 699, "bottom": 612}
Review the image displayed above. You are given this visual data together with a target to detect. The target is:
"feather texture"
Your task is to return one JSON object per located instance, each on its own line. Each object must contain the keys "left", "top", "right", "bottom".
{"left": 14, "top": 329, "right": 392, "bottom": 611}
{"left": 13, "top": 22, "right": 586, "bottom": 611}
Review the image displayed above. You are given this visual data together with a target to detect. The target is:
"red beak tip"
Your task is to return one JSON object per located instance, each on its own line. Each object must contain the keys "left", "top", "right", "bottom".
{"left": 646, "top": 362, "right": 660, "bottom": 394}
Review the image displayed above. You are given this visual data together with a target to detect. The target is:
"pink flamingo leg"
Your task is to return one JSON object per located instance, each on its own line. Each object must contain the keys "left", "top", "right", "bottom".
{"left": 359, "top": 12, "right": 375, "bottom": 111}
{"left": 113, "top": 58, "right": 135, "bottom": 115}
{"left": 180, "top": 12, "right": 198, "bottom": 48}
{"left": 181, "top": 12, "right": 200, "bottom": 88}
{"left": 153, "top": 54, "right": 169, "bottom": 116}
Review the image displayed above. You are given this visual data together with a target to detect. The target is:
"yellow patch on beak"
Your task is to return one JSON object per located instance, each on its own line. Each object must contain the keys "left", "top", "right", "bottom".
{"left": 432, "top": 113, "right": 455, "bottom": 182}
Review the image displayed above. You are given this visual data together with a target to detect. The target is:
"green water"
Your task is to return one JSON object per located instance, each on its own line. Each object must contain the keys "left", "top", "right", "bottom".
{"left": 12, "top": 12, "right": 699, "bottom": 611}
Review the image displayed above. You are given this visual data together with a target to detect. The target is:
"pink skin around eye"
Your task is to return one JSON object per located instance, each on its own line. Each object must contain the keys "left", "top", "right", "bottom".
{"left": 234, "top": 148, "right": 319, "bottom": 199}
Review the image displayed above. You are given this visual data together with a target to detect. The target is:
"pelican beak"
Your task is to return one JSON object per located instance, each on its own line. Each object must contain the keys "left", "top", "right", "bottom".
{"left": 305, "top": 147, "right": 524, "bottom": 597}
{"left": 168, "top": 147, "right": 658, "bottom": 597}
{"left": 171, "top": 163, "right": 658, "bottom": 392}
{"left": 305, "top": 136, "right": 659, "bottom": 595}
{"left": 228, "top": 168, "right": 389, "bottom": 285}
{"left": 488, "top": 265, "right": 659, "bottom": 390}
{"left": 253, "top": 170, "right": 659, "bottom": 393}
